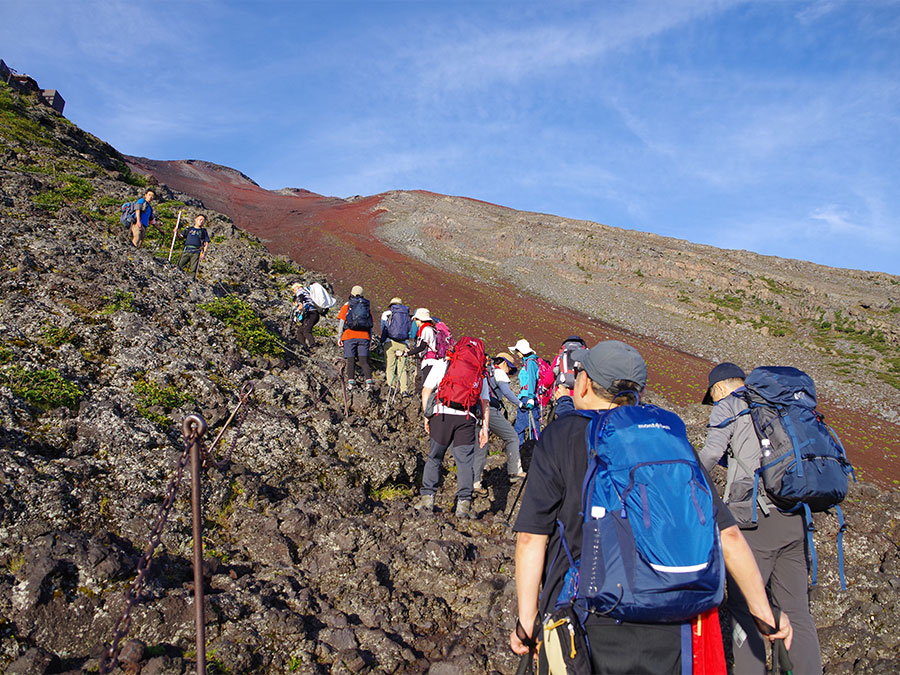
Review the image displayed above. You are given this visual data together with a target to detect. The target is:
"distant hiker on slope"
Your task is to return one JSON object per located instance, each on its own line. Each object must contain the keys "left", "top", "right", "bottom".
{"left": 510, "top": 339, "right": 541, "bottom": 444}
{"left": 336, "top": 285, "right": 374, "bottom": 392}
{"left": 291, "top": 283, "right": 317, "bottom": 352}
{"left": 474, "top": 352, "right": 526, "bottom": 495}
{"left": 415, "top": 337, "right": 490, "bottom": 519}
{"left": 176, "top": 214, "right": 210, "bottom": 276}
{"left": 129, "top": 189, "right": 156, "bottom": 248}
{"left": 699, "top": 363, "right": 822, "bottom": 675}
{"left": 380, "top": 297, "right": 411, "bottom": 397}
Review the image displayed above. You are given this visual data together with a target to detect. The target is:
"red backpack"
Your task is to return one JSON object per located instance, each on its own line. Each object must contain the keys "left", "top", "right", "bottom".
{"left": 537, "top": 357, "right": 555, "bottom": 406}
{"left": 436, "top": 337, "right": 486, "bottom": 411}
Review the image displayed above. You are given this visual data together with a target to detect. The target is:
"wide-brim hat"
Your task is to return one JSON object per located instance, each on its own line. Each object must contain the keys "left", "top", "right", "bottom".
{"left": 389, "top": 297, "right": 403, "bottom": 305}
{"left": 494, "top": 352, "right": 518, "bottom": 374}
{"left": 413, "top": 307, "right": 431, "bottom": 322}
{"left": 702, "top": 362, "right": 746, "bottom": 405}
{"left": 350, "top": 285, "right": 363, "bottom": 296}
{"left": 571, "top": 340, "right": 647, "bottom": 391}
{"left": 509, "top": 338, "right": 534, "bottom": 356}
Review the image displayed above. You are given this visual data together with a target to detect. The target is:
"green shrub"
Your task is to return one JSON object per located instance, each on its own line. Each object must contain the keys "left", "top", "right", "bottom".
{"left": 102, "top": 290, "right": 135, "bottom": 314}
{"left": 213, "top": 235, "right": 227, "bottom": 244}
{"left": 41, "top": 323, "right": 78, "bottom": 347}
{"left": 271, "top": 258, "right": 300, "bottom": 275}
{"left": 60, "top": 175, "right": 94, "bottom": 200}
{"left": 133, "top": 376, "right": 195, "bottom": 426}
{"left": 200, "top": 295, "right": 283, "bottom": 356}
{"left": 312, "top": 323, "right": 334, "bottom": 337}
{"left": 0, "top": 365, "right": 83, "bottom": 409}
{"left": 99, "top": 195, "right": 121, "bottom": 207}
{"left": 33, "top": 189, "right": 64, "bottom": 211}
{"left": 0, "top": 346, "right": 12, "bottom": 364}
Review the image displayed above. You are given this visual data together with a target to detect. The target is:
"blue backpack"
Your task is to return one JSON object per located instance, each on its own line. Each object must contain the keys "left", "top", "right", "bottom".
{"left": 729, "top": 366, "right": 855, "bottom": 588}
{"left": 120, "top": 201, "right": 137, "bottom": 226}
{"left": 345, "top": 296, "right": 373, "bottom": 331}
{"left": 386, "top": 304, "right": 411, "bottom": 341}
{"left": 556, "top": 405, "right": 724, "bottom": 624}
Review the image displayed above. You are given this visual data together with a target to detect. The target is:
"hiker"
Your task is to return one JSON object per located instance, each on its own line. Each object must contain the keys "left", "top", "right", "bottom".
{"left": 551, "top": 335, "right": 586, "bottom": 397}
{"left": 473, "top": 352, "right": 526, "bottom": 494}
{"left": 405, "top": 308, "right": 440, "bottom": 392}
{"left": 510, "top": 339, "right": 541, "bottom": 444}
{"left": 380, "top": 297, "right": 411, "bottom": 397}
{"left": 130, "top": 189, "right": 156, "bottom": 247}
{"left": 176, "top": 214, "right": 210, "bottom": 276}
{"left": 291, "top": 283, "right": 319, "bottom": 352}
{"left": 510, "top": 341, "right": 792, "bottom": 673}
{"left": 699, "top": 363, "right": 822, "bottom": 674}
{"left": 336, "top": 285, "right": 374, "bottom": 391}
{"left": 415, "top": 337, "right": 490, "bottom": 519}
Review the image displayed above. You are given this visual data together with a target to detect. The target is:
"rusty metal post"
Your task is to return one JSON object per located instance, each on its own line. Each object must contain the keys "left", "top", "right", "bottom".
{"left": 183, "top": 414, "right": 208, "bottom": 675}
{"left": 336, "top": 358, "right": 349, "bottom": 417}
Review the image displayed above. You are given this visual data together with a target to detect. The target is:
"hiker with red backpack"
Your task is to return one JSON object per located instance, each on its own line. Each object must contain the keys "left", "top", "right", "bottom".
{"left": 336, "top": 285, "right": 374, "bottom": 392}
{"left": 415, "top": 337, "right": 490, "bottom": 519}
{"left": 699, "top": 363, "right": 825, "bottom": 674}
{"left": 510, "top": 339, "right": 543, "bottom": 444}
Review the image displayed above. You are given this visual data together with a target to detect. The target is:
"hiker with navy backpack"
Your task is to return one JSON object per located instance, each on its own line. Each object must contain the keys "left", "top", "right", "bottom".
{"left": 699, "top": 363, "right": 838, "bottom": 674}
{"left": 510, "top": 341, "right": 792, "bottom": 674}
{"left": 380, "top": 297, "right": 411, "bottom": 397}
{"left": 415, "top": 336, "right": 490, "bottom": 519}
{"left": 510, "top": 339, "right": 542, "bottom": 444}
{"left": 176, "top": 214, "right": 210, "bottom": 276}
{"left": 336, "top": 285, "right": 374, "bottom": 392}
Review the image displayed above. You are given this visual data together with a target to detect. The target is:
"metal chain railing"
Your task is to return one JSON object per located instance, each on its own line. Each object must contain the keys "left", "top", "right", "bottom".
{"left": 99, "top": 382, "right": 254, "bottom": 675}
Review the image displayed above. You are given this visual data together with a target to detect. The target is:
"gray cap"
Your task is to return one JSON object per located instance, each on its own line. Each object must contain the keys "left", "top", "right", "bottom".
{"left": 571, "top": 340, "right": 647, "bottom": 391}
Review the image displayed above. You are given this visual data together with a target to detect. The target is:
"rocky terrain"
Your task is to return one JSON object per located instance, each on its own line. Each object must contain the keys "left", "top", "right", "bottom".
{"left": 1, "top": 79, "right": 900, "bottom": 674}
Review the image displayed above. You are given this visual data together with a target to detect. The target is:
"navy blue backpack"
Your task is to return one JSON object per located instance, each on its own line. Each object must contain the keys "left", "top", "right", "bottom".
{"left": 386, "top": 304, "right": 411, "bottom": 341}
{"left": 741, "top": 366, "right": 855, "bottom": 588}
{"left": 555, "top": 405, "right": 725, "bottom": 625}
{"left": 345, "top": 296, "right": 373, "bottom": 331}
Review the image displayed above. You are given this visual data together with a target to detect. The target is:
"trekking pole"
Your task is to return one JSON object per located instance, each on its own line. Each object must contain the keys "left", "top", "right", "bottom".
{"left": 168, "top": 210, "right": 182, "bottom": 262}
{"left": 336, "top": 358, "right": 349, "bottom": 417}
{"left": 506, "top": 472, "right": 529, "bottom": 524}
{"left": 182, "top": 414, "right": 208, "bottom": 675}
{"left": 383, "top": 382, "right": 396, "bottom": 416}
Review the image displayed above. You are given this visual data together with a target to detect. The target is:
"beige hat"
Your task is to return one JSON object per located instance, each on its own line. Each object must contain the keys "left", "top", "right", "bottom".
{"left": 350, "top": 285, "right": 363, "bottom": 296}
{"left": 509, "top": 338, "right": 534, "bottom": 356}
{"left": 413, "top": 307, "right": 432, "bottom": 322}
{"left": 389, "top": 297, "right": 403, "bottom": 305}
{"left": 290, "top": 282, "right": 303, "bottom": 293}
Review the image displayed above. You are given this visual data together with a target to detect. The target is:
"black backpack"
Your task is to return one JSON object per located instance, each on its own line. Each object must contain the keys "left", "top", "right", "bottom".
{"left": 345, "top": 296, "right": 373, "bottom": 331}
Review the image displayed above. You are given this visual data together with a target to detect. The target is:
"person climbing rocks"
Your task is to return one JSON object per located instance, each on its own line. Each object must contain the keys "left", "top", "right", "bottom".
{"left": 415, "top": 338, "right": 490, "bottom": 519}
{"left": 130, "top": 189, "right": 156, "bottom": 248}
{"left": 474, "top": 352, "right": 526, "bottom": 495}
{"left": 405, "top": 307, "right": 440, "bottom": 393}
{"left": 510, "top": 338, "right": 541, "bottom": 445}
{"left": 291, "top": 282, "right": 320, "bottom": 352}
{"left": 698, "top": 362, "right": 822, "bottom": 674}
{"left": 380, "top": 297, "right": 411, "bottom": 397}
{"left": 336, "top": 285, "right": 374, "bottom": 391}
{"left": 176, "top": 214, "right": 210, "bottom": 276}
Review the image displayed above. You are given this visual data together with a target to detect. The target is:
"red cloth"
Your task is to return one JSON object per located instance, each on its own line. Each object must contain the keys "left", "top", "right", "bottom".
{"left": 692, "top": 607, "right": 727, "bottom": 675}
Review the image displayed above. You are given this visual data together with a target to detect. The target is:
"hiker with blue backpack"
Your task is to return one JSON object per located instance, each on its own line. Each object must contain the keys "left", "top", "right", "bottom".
{"left": 336, "top": 285, "right": 374, "bottom": 392}
{"left": 510, "top": 339, "right": 542, "bottom": 444}
{"left": 380, "top": 297, "right": 412, "bottom": 397}
{"left": 699, "top": 362, "right": 837, "bottom": 674}
{"left": 125, "top": 189, "right": 156, "bottom": 248}
{"left": 510, "top": 341, "right": 792, "bottom": 674}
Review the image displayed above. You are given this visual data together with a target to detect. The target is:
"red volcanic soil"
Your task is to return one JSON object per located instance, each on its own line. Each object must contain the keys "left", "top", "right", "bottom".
{"left": 128, "top": 157, "right": 900, "bottom": 490}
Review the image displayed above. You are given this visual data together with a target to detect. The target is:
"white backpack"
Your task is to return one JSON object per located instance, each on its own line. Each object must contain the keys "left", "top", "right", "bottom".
{"left": 308, "top": 283, "right": 336, "bottom": 310}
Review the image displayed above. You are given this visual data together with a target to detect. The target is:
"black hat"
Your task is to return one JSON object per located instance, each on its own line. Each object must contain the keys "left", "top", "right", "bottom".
{"left": 702, "top": 362, "right": 746, "bottom": 405}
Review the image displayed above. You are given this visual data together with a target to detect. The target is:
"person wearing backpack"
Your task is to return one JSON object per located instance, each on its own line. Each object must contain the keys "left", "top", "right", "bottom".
{"left": 129, "top": 189, "right": 156, "bottom": 247}
{"left": 290, "top": 283, "right": 319, "bottom": 352}
{"left": 415, "top": 337, "right": 490, "bottom": 519}
{"left": 473, "top": 353, "right": 527, "bottom": 494}
{"left": 405, "top": 308, "right": 441, "bottom": 392}
{"left": 379, "top": 297, "right": 411, "bottom": 397}
{"left": 699, "top": 363, "right": 822, "bottom": 674}
{"left": 336, "top": 285, "right": 374, "bottom": 391}
{"left": 176, "top": 214, "right": 210, "bottom": 276}
{"left": 510, "top": 339, "right": 542, "bottom": 444}
{"left": 510, "top": 341, "right": 792, "bottom": 674}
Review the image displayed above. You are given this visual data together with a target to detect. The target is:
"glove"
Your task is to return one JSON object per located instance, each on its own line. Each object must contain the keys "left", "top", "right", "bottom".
{"left": 526, "top": 399, "right": 535, "bottom": 410}
{"left": 518, "top": 400, "right": 527, "bottom": 411}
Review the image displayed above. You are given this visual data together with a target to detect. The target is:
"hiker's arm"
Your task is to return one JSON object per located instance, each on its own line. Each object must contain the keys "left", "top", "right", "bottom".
{"left": 698, "top": 405, "right": 733, "bottom": 472}
{"left": 421, "top": 386, "right": 433, "bottom": 433}
{"left": 510, "top": 531, "right": 548, "bottom": 655}
{"left": 479, "top": 399, "right": 489, "bottom": 447}
{"left": 497, "top": 380, "right": 519, "bottom": 407}
{"left": 336, "top": 319, "right": 345, "bottom": 345}
{"left": 721, "top": 525, "right": 793, "bottom": 649}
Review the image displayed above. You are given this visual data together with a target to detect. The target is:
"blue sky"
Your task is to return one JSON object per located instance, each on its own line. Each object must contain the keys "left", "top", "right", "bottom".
{"left": 3, "top": 0, "right": 899, "bottom": 274}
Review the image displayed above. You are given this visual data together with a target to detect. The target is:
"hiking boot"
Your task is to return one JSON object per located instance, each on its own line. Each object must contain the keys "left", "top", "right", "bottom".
{"left": 414, "top": 494, "right": 434, "bottom": 512}
{"left": 365, "top": 379, "right": 374, "bottom": 392}
{"left": 347, "top": 379, "right": 356, "bottom": 391}
{"left": 455, "top": 499, "right": 472, "bottom": 519}
{"left": 473, "top": 485, "right": 488, "bottom": 497}
{"left": 509, "top": 472, "right": 527, "bottom": 483}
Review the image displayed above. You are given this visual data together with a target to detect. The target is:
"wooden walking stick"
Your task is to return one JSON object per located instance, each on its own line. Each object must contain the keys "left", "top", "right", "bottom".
{"left": 168, "top": 210, "right": 182, "bottom": 262}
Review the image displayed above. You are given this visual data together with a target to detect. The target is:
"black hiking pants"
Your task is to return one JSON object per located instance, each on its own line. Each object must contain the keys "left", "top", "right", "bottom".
{"left": 295, "top": 310, "right": 319, "bottom": 350}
